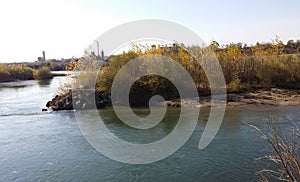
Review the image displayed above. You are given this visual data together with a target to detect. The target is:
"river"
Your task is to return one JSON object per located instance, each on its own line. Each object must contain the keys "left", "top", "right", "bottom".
{"left": 0, "top": 76, "right": 299, "bottom": 181}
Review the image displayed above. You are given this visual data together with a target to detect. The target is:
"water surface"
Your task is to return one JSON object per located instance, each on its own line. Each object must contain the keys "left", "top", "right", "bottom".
{"left": 0, "top": 76, "right": 299, "bottom": 181}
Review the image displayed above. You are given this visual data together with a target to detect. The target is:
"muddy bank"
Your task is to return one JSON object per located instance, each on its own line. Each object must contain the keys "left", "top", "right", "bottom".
{"left": 165, "top": 88, "right": 300, "bottom": 108}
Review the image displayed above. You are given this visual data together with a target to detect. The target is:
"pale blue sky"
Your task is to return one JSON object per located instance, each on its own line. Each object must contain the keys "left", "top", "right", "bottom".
{"left": 90, "top": 0, "right": 300, "bottom": 43}
{"left": 0, "top": 0, "right": 299, "bottom": 62}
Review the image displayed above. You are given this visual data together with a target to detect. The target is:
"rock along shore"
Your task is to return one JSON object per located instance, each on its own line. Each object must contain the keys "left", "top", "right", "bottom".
{"left": 46, "top": 90, "right": 111, "bottom": 111}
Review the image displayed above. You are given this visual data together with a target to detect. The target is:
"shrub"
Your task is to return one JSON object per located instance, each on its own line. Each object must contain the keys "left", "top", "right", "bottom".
{"left": 228, "top": 77, "right": 241, "bottom": 92}
{"left": 0, "top": 69, "right": 11, "bottom": 82}
{"left": 6, "top": 64, "right": 34, "bottom": 80}
{"left": 33, "top": 67, "right": 53, "bottom": 80}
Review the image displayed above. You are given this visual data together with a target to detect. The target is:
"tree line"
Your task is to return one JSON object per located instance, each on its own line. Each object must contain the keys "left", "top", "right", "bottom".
{"left": 0, "top": 64, "right": 53, "bottom": 82}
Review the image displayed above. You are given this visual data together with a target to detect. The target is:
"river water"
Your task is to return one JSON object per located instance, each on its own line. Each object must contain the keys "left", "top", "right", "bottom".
{"left": 0, "top": 76, "right": 299, "bottom": 181}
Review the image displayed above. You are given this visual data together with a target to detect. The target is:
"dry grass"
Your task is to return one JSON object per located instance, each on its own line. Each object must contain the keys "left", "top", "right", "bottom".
{"left": 245, "top": 120, "right": 300, "bottom": 181}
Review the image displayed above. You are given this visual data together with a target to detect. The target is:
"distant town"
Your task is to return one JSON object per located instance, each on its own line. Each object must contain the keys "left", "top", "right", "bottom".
{"left": 3, "top": 49, "right": 108, "bottom": 71}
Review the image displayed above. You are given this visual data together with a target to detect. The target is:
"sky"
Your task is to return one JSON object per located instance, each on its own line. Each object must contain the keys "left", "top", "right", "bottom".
{"left": 0, "top": 0, "right": 299, "bottom": 63}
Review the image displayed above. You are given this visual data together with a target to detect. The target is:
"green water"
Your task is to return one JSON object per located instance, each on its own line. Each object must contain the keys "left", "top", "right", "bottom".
{"left": 0, "top": 76, "right": 299, "bottom": 181}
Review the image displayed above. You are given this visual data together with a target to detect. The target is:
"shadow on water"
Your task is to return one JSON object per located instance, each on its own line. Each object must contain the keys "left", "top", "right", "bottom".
{"left": 98, "top": 107, "right": 180, "bottom": 144}
{"left": 0, "top": 80, "right": 36, "bottom": 90}
{"left": 37, "top": 79, "right": 52, "bottom": 87}
{"left": 0, "top": 84, "right": 27, "bottom": 89}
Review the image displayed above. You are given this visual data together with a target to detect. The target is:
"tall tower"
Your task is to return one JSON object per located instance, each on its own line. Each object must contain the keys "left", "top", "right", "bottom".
{"left": 42, "top": 51, "right": 46, "bottom": 61}
{"left": 96, "top": 41, "right": 100, "bottom": 58}
{"left": 101, "top": 49, "right": 104, "bottom": 61}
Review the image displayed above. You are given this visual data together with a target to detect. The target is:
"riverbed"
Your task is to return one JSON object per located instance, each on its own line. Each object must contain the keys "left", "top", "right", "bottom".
{"left": 0, "top": 76, "right": 299, "bottom": 181}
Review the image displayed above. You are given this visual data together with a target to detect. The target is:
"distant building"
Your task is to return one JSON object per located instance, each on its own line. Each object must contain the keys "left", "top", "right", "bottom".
{"left": 38, "top": 51, "right": 46, "bottom": 62}
{"left": 93, "top": 49, "right": 108, "bottom": 62}
{"left": 101, "top": 49, "right": 104, "bottom": 61}
{"left": 42, "top": 51, "right": 46, "bottom": 61}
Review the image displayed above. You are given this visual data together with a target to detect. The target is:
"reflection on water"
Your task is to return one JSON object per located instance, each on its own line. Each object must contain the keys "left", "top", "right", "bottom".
{"left": 99, "top": 107, "right": 180, "bottom": 144}
{"left": 0, "top": 75, "right": 299, "bottom": 181}
{"left": 0, "top": 80, "right": 36, "bottom": 89}
{"left": 37, "top": 79, "right": 52, "bottom": 86}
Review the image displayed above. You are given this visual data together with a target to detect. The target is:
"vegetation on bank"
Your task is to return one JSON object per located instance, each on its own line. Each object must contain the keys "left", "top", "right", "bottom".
{"left": 33, "top": 67, "right": 53, "bottom": 80}
{"left": 0, "top": 64, "right": 53, "bottom": 82}
{"left": 66, "top": 38, "right": 300, "bottom": 105}
{"left": 212, "top": 38, "right": 300, "bottom": 90}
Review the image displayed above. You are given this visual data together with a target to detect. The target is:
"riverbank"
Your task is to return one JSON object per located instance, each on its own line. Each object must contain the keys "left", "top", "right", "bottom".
{"left": 46, "top": 88, "right": 300, "bottom": 110}
{"left": 166, "top": 88, "right": 300, "bottom": 108}
{"left": 46, "top": 90, "right": 111, "bottom": 111}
